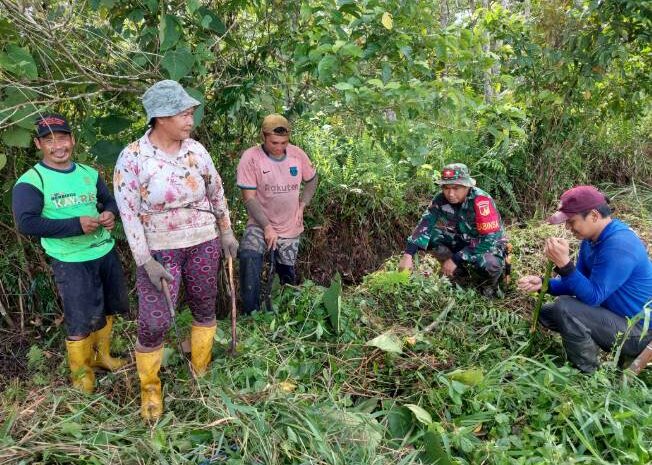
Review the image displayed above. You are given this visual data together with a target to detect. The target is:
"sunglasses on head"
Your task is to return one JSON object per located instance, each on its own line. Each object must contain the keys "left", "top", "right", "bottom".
{"left": 270, "top": 126, "right": 289, "bottom": 135}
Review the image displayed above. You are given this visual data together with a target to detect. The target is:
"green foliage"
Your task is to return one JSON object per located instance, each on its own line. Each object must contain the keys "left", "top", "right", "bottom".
{"left": 322, "top": 273, "right": 342, "bottom": 334}
{"left": 0, "top": 3, "right": 651, "bottom": 462}
{"left": 0, "top": 44, "right": 38, "bottom": 79}
{"left": 366, "top": 331, "right": 403, "bottom": 354}
{"left": 363, "top": 270, "right": 411, "bottom": 295}
{"left": 3, "top": 233, "right": 652, "bottom": 463}
{"left": 26, "top": 344, "right": 44, "bottom": 371}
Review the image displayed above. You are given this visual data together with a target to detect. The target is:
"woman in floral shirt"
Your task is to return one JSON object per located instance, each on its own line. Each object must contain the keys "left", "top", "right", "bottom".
{"left": 114, "top": 80, "right": 238, "bottom": 420}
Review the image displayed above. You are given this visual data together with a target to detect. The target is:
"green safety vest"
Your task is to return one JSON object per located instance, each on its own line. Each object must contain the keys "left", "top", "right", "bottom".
{"left": 15, "top": 163, "right": 114, "bottom": 262}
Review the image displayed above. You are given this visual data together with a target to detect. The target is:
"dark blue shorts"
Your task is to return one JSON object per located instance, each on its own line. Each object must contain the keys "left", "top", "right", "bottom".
{"left": 51, "top": 247, "right": 129, "bottom": 337}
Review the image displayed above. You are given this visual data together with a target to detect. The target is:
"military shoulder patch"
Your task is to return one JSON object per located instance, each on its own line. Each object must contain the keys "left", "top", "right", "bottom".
{"left": 474, "top": 195, "right": 501, "bottom": 235}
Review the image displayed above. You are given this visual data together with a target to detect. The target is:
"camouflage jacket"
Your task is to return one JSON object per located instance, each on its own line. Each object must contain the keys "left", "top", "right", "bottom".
{"left": 405, "top": 187, "right": 507, "bottom": 263}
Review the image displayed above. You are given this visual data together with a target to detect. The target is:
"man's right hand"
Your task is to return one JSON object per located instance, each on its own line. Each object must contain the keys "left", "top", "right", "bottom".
{"left": 517, "top": 275, "right": 542, "bottom": 292}
{"left": 143, "top": 258, "right": 174, "bottom": 291}
{"left": 80, "top": 216, "right": 101, "bottom": 234}
{"left": 398, "top": 253, "right": 413, "bottom": 272}
{"left": 263, "top": 224, "right": 278, "bottom": 251}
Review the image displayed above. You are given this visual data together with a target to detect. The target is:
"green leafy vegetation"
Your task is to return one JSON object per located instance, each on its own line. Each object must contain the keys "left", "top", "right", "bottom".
{"left": 3, "top": 218, "right": 652, "bottom": 463}
{"left": 0, "top": 1, "right": 651, "bottom": 463}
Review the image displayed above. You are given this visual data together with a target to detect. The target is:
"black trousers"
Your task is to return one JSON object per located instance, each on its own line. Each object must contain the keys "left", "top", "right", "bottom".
{"left": 52, "top": 247, "right": 129, "bottom": 337}
{"left": 540, "top": 296, "right": 652, "bottom": 373}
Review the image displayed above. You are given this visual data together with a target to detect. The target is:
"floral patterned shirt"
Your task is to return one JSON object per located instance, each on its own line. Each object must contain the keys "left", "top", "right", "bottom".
{"left": 114, "top": 130, "right": 232, "bottom": 266}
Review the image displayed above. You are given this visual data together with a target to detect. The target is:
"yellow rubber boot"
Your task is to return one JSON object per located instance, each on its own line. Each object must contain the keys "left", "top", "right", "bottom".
{"left": 91, "top": 316, "right": 127, "bottom": 371}
{"left": 65, "top": 337, "right": 96, "bottom": 393}
{"left": 190, "top": 324, "right": 216, "bottom": 376}
{"left": 135, "top": 348, "right": 163, "bottom": 421}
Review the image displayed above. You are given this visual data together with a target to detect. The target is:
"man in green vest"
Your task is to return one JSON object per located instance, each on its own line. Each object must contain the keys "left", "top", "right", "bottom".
{"left": 12, "top": 114, "right": 129, "bottom": 393}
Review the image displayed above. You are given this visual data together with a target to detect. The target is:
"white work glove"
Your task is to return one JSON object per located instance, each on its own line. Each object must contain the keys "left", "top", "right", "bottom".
{"left": 220, "top": 229, "right": 239, "bottom": 259}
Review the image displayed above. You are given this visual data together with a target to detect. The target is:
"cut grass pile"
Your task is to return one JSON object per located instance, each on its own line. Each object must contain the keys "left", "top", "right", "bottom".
{"left": 1, "top": 207, "right": 651, "bottom": 465}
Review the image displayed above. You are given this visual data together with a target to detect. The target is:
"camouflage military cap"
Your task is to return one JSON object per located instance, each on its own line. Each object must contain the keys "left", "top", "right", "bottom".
{"left": 142, "top": 80, "right": 201, "bottom": 123}
{"left": 436, "top": 163, "right": 476, "bottom": 187}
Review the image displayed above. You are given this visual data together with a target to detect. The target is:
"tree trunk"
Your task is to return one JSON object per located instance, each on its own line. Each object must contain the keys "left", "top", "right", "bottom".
{"left": 482, "top": 0, "right": 492, "bottom": 102}
{"left": 440, "top": 0, "right": 449, "bottom": 28}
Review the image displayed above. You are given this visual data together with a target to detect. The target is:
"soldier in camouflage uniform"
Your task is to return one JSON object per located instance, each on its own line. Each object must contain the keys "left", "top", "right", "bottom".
{"left": 398, "top": 163, "right": 507, "bottom": 295}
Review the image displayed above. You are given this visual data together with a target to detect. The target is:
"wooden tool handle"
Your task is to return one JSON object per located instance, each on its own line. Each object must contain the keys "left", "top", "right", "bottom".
{"left": 628, "top": 343, "right": 652, "bottom": 375}
{"left": 160, "top": 279, "right": 175, "bottom": 318}
{"left": 227, "top": 256, "right": 237, "bottom": 354}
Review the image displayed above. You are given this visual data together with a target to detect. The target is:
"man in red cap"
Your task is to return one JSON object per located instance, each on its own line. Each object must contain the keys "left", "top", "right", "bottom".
{"left": 518, "top": 186, "right": 652, "bottom": 373}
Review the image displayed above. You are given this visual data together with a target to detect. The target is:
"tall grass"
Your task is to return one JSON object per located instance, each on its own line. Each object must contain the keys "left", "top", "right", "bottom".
{"left": 2, "top": 212, "right": 652, "bottom": 464}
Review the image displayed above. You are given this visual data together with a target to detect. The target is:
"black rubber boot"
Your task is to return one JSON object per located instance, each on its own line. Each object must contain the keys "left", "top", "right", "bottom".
{"left": 239, "top": 249, "right": 263, "bottom": 314}
{"left": 276, "top": 263, "right": 296, "bottom": 285}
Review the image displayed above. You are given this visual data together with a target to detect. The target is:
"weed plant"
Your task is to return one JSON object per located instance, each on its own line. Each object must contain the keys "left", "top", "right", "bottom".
{"left": 2, "top": 211, "right": 652, "bottom": 464}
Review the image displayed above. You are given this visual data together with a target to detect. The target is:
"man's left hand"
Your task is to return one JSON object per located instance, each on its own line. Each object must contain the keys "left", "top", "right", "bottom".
{"left": 98, "top": 211, "right": 115, "bottom": 231}
{"left": 544, "top": 237, "right": 570, "bottom": 268}
{"left": 441, "top": 258, "right": 457, "bottom": 277}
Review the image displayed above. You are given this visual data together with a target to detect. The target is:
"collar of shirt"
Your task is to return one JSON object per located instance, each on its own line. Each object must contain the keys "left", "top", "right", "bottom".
{"left": 139, "top": 128, "right": 194, "bottom": 167}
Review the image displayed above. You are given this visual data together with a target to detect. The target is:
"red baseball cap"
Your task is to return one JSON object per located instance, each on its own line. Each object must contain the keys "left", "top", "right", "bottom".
{"left": 547, "top": 186, "right": 608, "bottom": 224}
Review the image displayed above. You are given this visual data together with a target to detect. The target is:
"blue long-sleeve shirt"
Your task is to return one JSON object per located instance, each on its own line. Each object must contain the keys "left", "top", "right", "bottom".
{"left": 549, "top": 219, "right": 652, "bottom": 319}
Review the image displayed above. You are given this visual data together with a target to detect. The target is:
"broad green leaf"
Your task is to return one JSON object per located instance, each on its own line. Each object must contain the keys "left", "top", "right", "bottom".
{"left": 365, "top": 331, "right": 402, "bottom": 354}
{"left": 185, "top": 88, "right": 205, "bottom": 126}
{"left": 332, "top": 40, "right": 347, "bottom": 53}
{"left": 339, "top": 43, "right": 363, "bottom": 58}
{"left": 144, "top": 0, "right": 158, "bottom": 13}
{"left": 447, "top": 368, "right": 484, "bottom": 386}
{"left": 639, "top": 301, "right": 651, "bottom": 342}
{"left": 0, "top": 45, "right": 38, "bottom": 79}
{"left": 188, "top": 429, "right": 212, "bottom": 446}
{"left": 0, "top": 153, "right": 7, "bottom": 170}
{"left": 132, "top": 53, "right": 149, "bottom": 67}
{"left": 151, "top": 427, "right": 166, "bottom": 451}
{"left": 3, "top": 86, "right": 37, "bottom": 104}
{"left": 127, "top": 9, "right": 146, "bottom": 22}
{"left": 399, "top": 45, "right": 412, "bottom": 59}
{"left": 381, "top": 12, "right": 393, "bottom": 30}
{"left": 323, "top": 273, "right": 342, "bottom": 333}
{"left": 91, "top": 140, "right": 123, "bottom": 166}
{"left": 186, "top": 0, "right": 200, "bottom": 14}
{"left": 161, "top": 48, "right": 194, "bottom": 80}
{"left": 0, "top": 18, "right": 17, "bottom": 39}
{"left": 317, "top": 55, "right": 338, "bottom": 83}
{"left": 2, "top": 127, "right": 31, "bottom": 148}
{"left": 339, "top": 3, "right": 361, "bottom": 17}
{"left": 79, "top": 117, "right": 98, "bottom": 146}
{"left": 159, "top": 15, "right": 181, "bottom": 51}
{"left": 196, "top": 7, "right": 226, "bottom": 34}
{"left": 300, "top": 5, "right": 312, "bottom": 20}
{"left": 405, "top": 404, "right": 432, "bottom": 425}
{"left": 90, "top": 0, "right": 116, "bottom": 8}
{"left": 96, "top": 115, "right": 131, "bottom": 135}
{"left": 423, "top": 425, "right": 453, "bottom": 465}
{"left": 382, "top": 63, "right": 392, "bottom": 82}
{"left": 367, "top": 78, "right": 384, "bottom": 89}
{"left": 334, "top": 82, "right": 354, "bottom": 90}
{"left": 386, "top": 406, "right": 412, "bottom": 439}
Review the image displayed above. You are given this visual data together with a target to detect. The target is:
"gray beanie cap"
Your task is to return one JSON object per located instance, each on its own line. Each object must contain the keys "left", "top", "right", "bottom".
{"left": 142, "top": 80, "right": 201, "bottom": 122}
